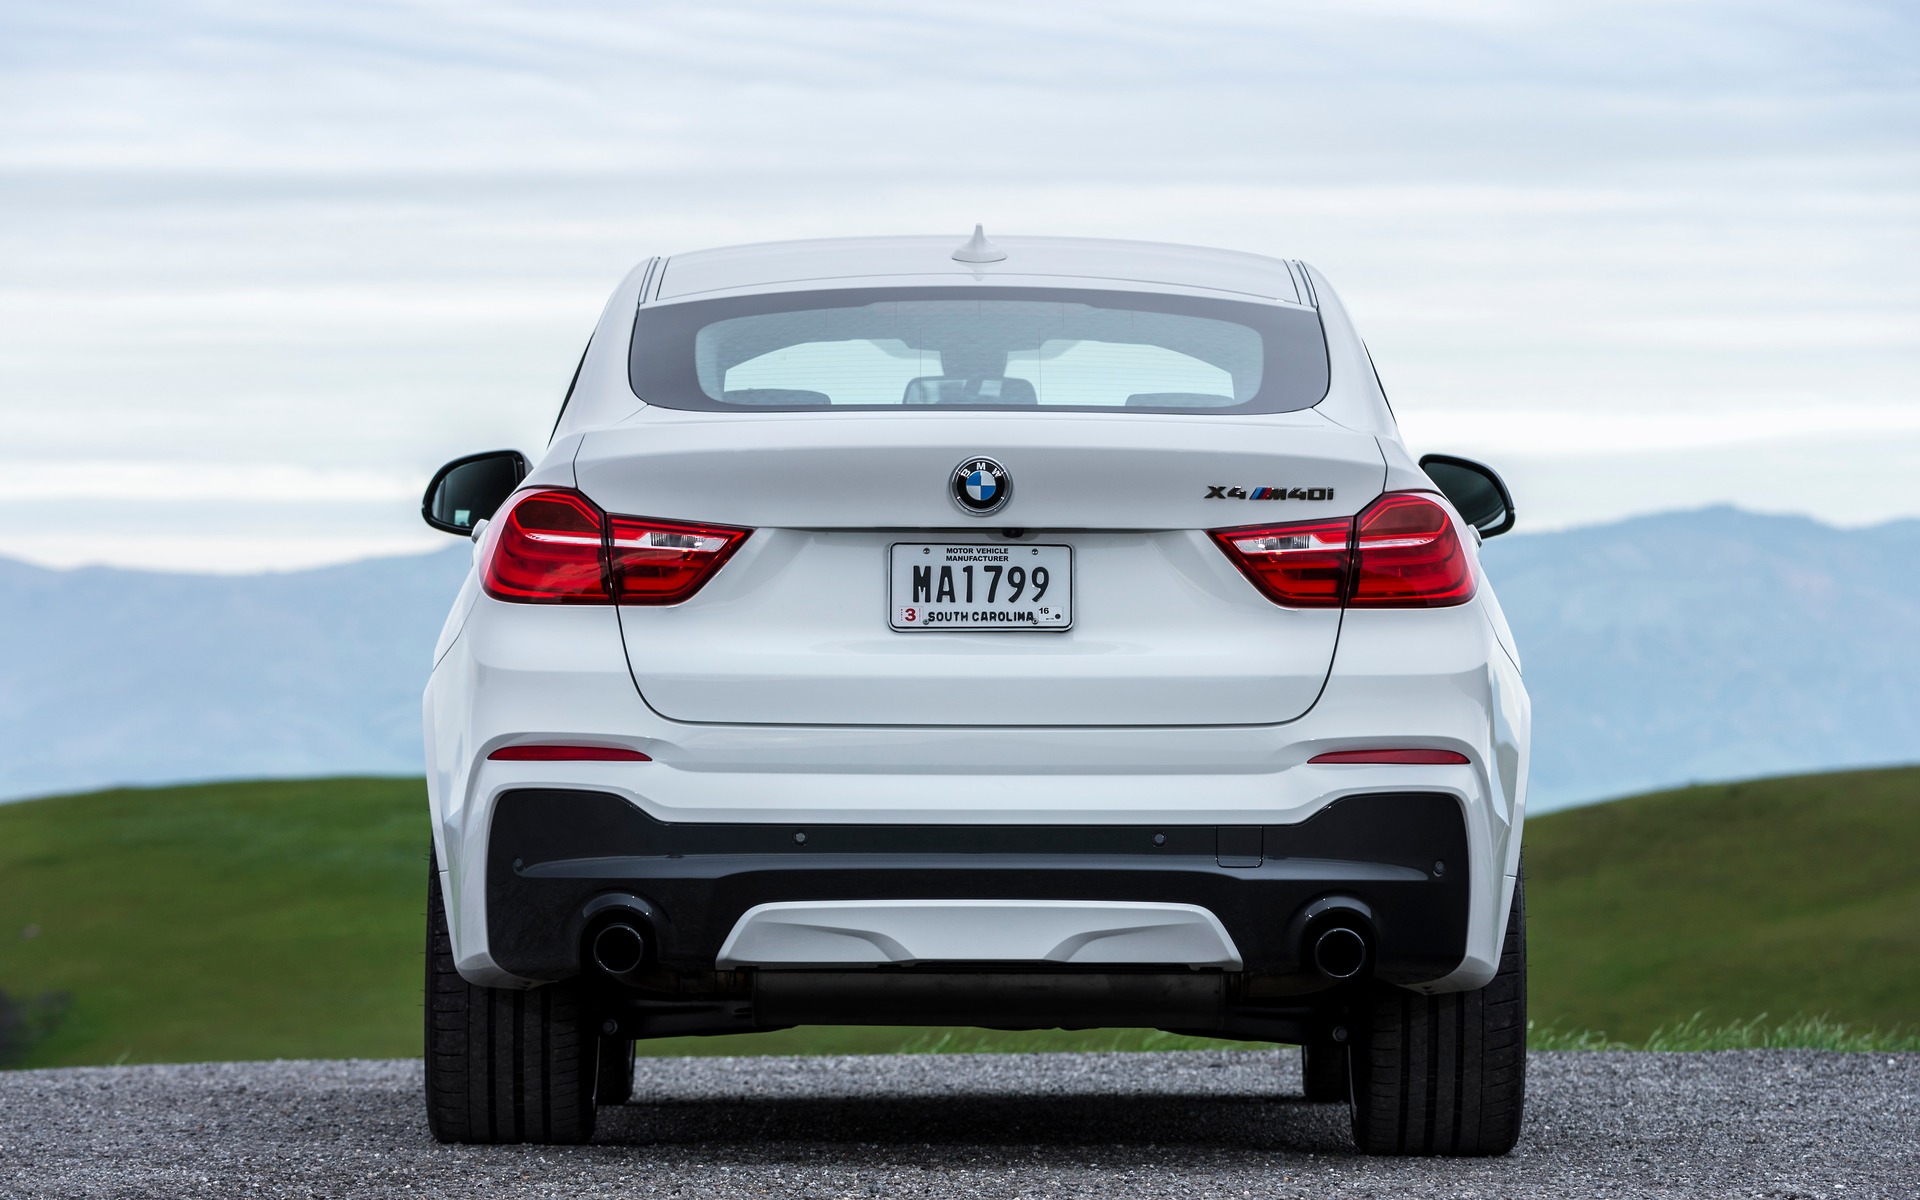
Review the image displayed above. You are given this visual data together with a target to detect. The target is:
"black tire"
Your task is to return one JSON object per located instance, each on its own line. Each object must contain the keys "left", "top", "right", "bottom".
{"left": 1301, "top": 1040, "right": 1351, "bottom": 1103}
{"left": 596, "top": 1036, "right": 636, "bottom": 1106}
{"left": 1349, "top": 867, "right": 1526, "bottom": 1156}
{"left": 424, "top": 850, "right": 598, "bottom": 1144}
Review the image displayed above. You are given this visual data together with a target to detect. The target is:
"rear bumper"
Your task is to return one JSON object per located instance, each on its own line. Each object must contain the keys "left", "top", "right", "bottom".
{"left": 486, "top": 788, "right": 1470, "bottom": 984}
{"left": 425, "top": 596, "right": 1530, "bottom": 994}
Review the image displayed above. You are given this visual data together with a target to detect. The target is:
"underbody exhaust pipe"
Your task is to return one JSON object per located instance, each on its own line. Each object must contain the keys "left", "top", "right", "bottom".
{"left": 1311, "top": 925, "right": 1370, "bottom": 980}
{"left": 589, "top": 922, "right": 649, "bottom": 986}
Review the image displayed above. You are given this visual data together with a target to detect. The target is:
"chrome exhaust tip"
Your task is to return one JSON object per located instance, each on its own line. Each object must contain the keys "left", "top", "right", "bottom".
{"left": 1311, "top": 926, "right": 1369, "bottom": 980}
{"left": 590, "top": 922, "right": 648, "bottom": 983}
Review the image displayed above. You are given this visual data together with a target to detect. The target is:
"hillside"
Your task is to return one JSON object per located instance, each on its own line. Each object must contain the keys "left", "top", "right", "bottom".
{"left": 2, "top": 767, "right": 1915, "bottom": 1066}
{"left": 3, "top": 507, "right": 1918, "bottom": 809}
{"left": 0, "top": 547, "right": 469, "bottom": 801}
{"left": 1480, "top": 507, "right": 1920, "bottom": 806}
{"left": 0, "top": 779, "right": 423, "bottom": 1067}
{"left": 1527, "top": 765, "right": 1920, "bottom": 1040}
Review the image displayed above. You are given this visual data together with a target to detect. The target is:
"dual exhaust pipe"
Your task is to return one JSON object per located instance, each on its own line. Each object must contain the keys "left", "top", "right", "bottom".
{"left": 596, "top": 917, "right": 1370, "bottom": 982}
{"left": 587, "top": 894, "right": 1370, "bottom": 985}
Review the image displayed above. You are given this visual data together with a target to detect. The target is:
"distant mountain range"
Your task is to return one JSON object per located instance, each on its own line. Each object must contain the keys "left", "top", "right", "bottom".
{"left": 0, "top": 544, "right": 470, "bottom": 803}
{"left": 1481, "top": 507, "right": 1920, "bottom": 807}
{"left": 2, "top": 506, "right": 1914, "bottom": 809}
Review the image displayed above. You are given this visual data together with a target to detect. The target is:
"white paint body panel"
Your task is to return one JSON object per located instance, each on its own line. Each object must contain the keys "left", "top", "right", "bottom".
{"left": 571, "top": 411, "right": 1380, "bottom": 532}
{"left": 425, "top": 235, "right": 1529, "bottom": 996}
{"left": 614, "top": 528, "right": 1345, "bottom": 726}
{"left": 714, "top": 900, "right": 1243, "bottom": 970}
{"left": 577, "top": 414, "right": 1383, "bottom": 725}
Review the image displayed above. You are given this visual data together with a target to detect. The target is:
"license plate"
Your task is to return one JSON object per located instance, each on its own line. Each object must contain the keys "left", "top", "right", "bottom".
{"left": 889, "top": 543, "right": 1073, "bottom": 631}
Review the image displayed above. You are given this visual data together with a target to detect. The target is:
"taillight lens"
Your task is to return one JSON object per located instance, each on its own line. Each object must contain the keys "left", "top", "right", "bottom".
{"left": 482, "top": 489, "right": 749, "bottom": 605}
{"left": 1348, "top": 492, "right": 1476, "bottom": 608}
{"left": 1209, "top": 518, "right": 1352, "bottom": 607}
{"left": 483, "top": 490, "right": 611, "bottom": 603}
{"left": 607, "top": 515, "right": 750, "bottom": 605}
{"left": 1210, "top": 492, "right": 1476, "bottom": 609}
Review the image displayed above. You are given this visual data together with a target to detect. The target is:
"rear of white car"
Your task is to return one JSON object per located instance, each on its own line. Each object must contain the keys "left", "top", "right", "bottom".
{"left": 419, "top": 233, "right": 1530, "bottom": 1153}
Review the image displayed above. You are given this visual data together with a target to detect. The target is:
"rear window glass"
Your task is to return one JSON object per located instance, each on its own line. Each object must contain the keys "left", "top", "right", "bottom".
{"left": 629, "top": 286, "right": 1328, "bottom": 414}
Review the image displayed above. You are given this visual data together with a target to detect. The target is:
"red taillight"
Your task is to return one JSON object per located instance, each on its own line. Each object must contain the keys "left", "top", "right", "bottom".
{"left": 1309, "top": 748, "right": 1471, "bottom": 765}
{"left": 482, "top": 489, "right": 749, "bottom": 606}
{"left": 607, "top": 514, "right": 751, "bottom": 605}
{"left": 1210, "top": 492, "right": 1475, "bottom": 609}
{"left": 488, "top": 744, "right": 651, "bottom": 761}
{"left": 1208, "top": 517, "right": 1351, "bottom": 607}
{"left": 482, "top": 490, "right": 611, "bottom": 604}
{"left": 1348, "top": 492, "right": 1476, "bottom": 608}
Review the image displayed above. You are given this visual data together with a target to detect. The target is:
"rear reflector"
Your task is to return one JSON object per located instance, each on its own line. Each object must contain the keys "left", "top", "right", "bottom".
{"left": 1309, "top": 749, "right": 1470, "bottom": 765}
{"left": 481, "top": 488, "right": 750, "bottom": 606}
{"left": 488, "top": 745, "right": 651, "bottom": 761}
{"left": 1208, "top": 517, "right": 1351, "bottom": 607}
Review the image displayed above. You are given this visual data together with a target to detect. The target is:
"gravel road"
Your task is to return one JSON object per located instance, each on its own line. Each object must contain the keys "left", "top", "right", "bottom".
{"left": 2, "top": 1050, "right": 1916, "bottom": 1198}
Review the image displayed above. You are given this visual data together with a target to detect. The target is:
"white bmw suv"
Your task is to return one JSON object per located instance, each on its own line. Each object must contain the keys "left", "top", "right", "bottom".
{"left": 419, "top": 231, "right": 1530, "bottom": 1155}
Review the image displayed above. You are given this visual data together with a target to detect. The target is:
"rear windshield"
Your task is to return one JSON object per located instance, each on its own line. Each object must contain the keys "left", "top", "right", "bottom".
{"left": 628, "top": 286, "right": 1328, "bottom": 414}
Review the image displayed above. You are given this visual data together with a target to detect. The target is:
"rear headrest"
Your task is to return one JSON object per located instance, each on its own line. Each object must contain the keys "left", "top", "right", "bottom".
{"left": 1124, "top": 392, "right": 1237, "bottom": 408}
{"left": 901, "top": 377, "right": 1039, "bottom": 405}
{"left": 722, "top": 388, "right": 831, "bottom": 406}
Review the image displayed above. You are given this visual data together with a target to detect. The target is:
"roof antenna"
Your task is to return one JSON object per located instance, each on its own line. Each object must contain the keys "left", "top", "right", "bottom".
{"left": 951, "top": 224, "right": 1008, "bottom": 263}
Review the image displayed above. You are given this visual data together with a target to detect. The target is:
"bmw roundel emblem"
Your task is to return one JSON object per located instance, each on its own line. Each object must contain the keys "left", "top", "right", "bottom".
{"left": 951, "top": 456, "right": 1011, "bottom": 516}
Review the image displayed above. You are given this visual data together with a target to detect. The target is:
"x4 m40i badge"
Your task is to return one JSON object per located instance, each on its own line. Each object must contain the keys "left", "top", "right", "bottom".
{"left": 1205, "top": 485, "right": 1337, "bottom": 500}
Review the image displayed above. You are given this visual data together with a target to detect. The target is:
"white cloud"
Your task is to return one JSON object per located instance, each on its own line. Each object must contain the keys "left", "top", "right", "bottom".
{"left": 1488, "top": 433, "right": 1920, "bottom": 532}
{"left": 0, "top": 461, "right": 420, "bottom": 502}
{"left": 1397, "top": 405, "right": 1920, "bottom": 458}
{"left": 0, "top": 532, "right": 448, "bottom": 574}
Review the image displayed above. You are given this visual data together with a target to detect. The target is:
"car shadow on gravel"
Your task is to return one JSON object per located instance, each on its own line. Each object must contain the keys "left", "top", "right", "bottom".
{"left": 591, "top": 1093, "right": 1359, "bottom": 1158}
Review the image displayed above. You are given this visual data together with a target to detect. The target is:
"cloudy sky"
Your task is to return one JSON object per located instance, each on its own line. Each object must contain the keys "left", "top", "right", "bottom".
{"left": 2, "top": 0, "right": 1915, "bottom": 570}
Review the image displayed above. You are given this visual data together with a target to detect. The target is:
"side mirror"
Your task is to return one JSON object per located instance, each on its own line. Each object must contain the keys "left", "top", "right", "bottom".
{"left": 1418, "top": 454, "right": 1515, "bottom": 539}
{"left": 421, "top": 450, "right": 530, "bottom": 535}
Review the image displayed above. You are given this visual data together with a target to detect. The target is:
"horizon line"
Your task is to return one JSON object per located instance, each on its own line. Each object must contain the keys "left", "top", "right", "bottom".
{"left": 1, "top": 502, "right": 1915, "bottom": 579}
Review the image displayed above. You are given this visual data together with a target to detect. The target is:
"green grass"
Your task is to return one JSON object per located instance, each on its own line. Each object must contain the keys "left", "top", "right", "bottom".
{"left": 1525, "top": 766, "right": 1920, "bottom": 1042}
{"left": 0, "top": 778, "right": 424, "bottom": 1067}
{"left": 1529, "top": 1014, "right": 1920, "bottom": 1053}
{"left": 1, "top": 766, "right": 1915, "bottom": 1067}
